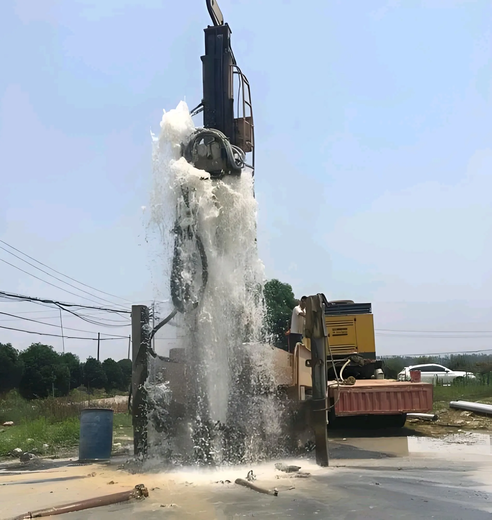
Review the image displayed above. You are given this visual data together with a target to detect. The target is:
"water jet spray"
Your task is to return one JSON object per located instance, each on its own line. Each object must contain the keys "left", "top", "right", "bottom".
{"left": 132, "top": 1, "right": 279, "bottom": 466}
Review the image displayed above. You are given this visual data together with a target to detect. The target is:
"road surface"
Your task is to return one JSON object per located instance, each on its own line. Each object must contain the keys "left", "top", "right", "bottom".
{"left": 1, "top": 431, "right": 491, "bottom": 519}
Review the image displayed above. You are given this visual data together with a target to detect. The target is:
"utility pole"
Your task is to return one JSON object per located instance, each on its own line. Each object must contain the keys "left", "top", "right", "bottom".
{"left": 131, "top": 305, "right": 150, "bottom": 457}
{"left": 127, "top": 335, "right": 131, "bottom": 360}
{"left": 97, "top": 332, "right": 100, "bottom": 361}
{"left": 152, "top": 302, "right": 156, "bottom": 352}
{"left": 59, "top": 308, "right": 65, "bottom": 354}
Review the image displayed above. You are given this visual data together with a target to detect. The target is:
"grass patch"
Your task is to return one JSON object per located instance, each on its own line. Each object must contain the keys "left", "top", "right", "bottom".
{"left": 433, "top": 380, "right": 492, "bottom": 409}
{"left": 113, "top": 413, "right": 132, "bottom": 429}
{"left": 0, "top": 417, "right": 80, "bottom": 457}
{"left": 0, "top": 391, "right": 133, "bottom": 458}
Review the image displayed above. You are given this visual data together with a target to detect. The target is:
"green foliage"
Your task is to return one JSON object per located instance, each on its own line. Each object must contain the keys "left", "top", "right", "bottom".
{"left": 83, "top": 357, "right": 108, "bottom": 390}
{"left": 0, "top": 391, "right": 132, "bottom": 457}
{"left": 414, "top": 356, "right": 435, "bottom": 365}
{"left": 18, "top": 343, "right": 69, "bottom": 399}
{"left": 102, "top": 358, "right": 124, "bottom": 392}
{"left": 0, "top": 417, "right": 80, "bottom": 457}
{"left": 263, "top": 279, "right": 297, "bottom": 349}
{"left": 117, "top": 359, "right": 132, "bottom": 390}
{"left": 60, "top": 352, "right": 83, "bottom": 390}
{"left": 433, "top": 379, "right": 492, "bottom": 405}
{"left": 382, "top": 357, "right": 406, "bottom": 379}
{"left": 0, "top": 343, "right": 24, "bottom": 394}
{"left": 0, "top": 340, "right": 131, "bottom": 398}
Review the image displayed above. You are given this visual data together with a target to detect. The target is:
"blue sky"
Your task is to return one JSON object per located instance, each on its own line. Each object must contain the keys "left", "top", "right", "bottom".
{"left": 1, "top": 0, "right": 491, "bottom": 359}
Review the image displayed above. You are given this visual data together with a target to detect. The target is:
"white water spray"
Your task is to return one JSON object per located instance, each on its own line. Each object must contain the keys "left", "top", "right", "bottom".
{"left": 147, "top": 102, "right": 286, "bottom": 464}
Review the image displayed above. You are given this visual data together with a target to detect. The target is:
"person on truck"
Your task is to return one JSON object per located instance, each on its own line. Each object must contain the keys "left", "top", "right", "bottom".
{"left": 289, "top": 296, "right": 307, "bottom": 353}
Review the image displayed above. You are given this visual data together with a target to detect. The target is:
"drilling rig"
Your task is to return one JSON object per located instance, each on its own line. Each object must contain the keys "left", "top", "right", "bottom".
{"left": 131, "top": 1, "right": 433, "bottom": 467}
{"left": 131, "top": 0, "right": 262, "bottom": 464}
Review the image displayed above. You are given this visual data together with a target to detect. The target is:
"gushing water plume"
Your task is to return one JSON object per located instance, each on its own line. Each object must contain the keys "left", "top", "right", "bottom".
{"left": 147, "top": 102, "right": 286, "bottom": 465}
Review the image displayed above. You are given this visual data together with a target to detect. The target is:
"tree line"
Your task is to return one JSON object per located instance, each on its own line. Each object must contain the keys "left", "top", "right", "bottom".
{"left": 0, "top": 342, "right": 132, "bottom": 399}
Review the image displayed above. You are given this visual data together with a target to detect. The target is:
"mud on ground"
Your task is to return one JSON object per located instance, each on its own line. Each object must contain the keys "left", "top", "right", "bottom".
{"left": 408, "top": 400, "right": 492, "bottom": 436}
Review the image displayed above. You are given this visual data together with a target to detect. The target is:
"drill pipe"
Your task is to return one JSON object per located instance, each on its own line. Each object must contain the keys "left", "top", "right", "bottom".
{"left": 12, "top": 484, "right": 148, "bottom": 519}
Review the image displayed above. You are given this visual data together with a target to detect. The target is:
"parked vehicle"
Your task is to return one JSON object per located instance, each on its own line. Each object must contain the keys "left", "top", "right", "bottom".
{"left": 398, "top": 364, "right": 475, "bottom": 384}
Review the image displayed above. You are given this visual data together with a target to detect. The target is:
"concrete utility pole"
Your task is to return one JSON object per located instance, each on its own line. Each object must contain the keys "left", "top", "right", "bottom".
{"left": 97, "top": 332, "right": 100, "bottom": 361}
{"left": 304, "top": 294, "right": 329, "bottom": 467}
{"left": 59, "top": 308, "right": 65, "bottom": 354}
{"left": 131, "top": 305, "right": 150, "bottom": 457}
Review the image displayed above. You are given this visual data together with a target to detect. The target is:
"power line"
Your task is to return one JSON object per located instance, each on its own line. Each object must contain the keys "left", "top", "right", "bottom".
{"left": 57, "top": 306, "right": 131, "bottom": 328}
{"left": 0, "top": 290, "right": 130, "bottom": 329}
{"left": 0, "top": 239, "right": 132, "bottom": 304}
{"left": 0, "top": 245, "right": 127, "bottom": 309}
{"left": 0, "top": 311, "right": 129, "bottom": 323}
{"left": 376, "top": 333, "right": 492, "bottom": 339}
{"left": 382, "top": 347, "right": 492, "bottom": 357}
{"left": 0, "top": 258, "right": 128, "bottom": 309}
{"left": 0, "top": 290, "right": 130, "bottom": 314}
{"left": 377, "top": 328, "right": 492, "bottom": 334}
{"left": 0, "top": 324, "right": 124, "bottom": 341}
{"left": 0, "top": 311, "right": 129, "bottom": 337}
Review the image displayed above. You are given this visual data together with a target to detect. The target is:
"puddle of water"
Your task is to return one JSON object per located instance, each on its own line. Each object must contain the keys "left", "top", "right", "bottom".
{"left": 408, "top": 432, "right": 492, "bottom": 456}
{"left": 339, "top": 432, "right": 492, "bottom": 458}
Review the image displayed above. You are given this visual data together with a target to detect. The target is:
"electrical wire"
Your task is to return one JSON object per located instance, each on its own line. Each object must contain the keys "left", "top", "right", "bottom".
{"left": 383, "top": 347, "right": 492, "bottom": 357}
{"left": 0, "top": 258, "right": 128, "bottom": 310}
{"left": 0, "top": 324, "right": 124, "bottom": 340}
{"left": 376, "top": 332, "right": 492, "bottom": 339}
{"left": 0, "top": 290, "right": 130, "bottom": 314}
{"left": 0, "top": 239, "right": 132, "bottom": 304}
{"left": 0, "top": 290, "right": 130, "bottom": 329}
{"left": 0, "top": 246, "right": 127, "bottom": 310}
{"left": 52, "top": 306, "right": 130, "bottom": 329}
{"left": 377, "top": 328, "right": 492, "bottom": 334}
{"left": 0, "top": 311, "right": 129, "bottom": 337}
{"left": 0, "top": 310, "right": 130, "bottom": 324}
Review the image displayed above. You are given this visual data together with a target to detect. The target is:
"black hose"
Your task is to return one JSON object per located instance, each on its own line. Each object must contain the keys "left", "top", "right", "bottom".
{"left": 170, "top": 184, "right": 209, "bottom": 315}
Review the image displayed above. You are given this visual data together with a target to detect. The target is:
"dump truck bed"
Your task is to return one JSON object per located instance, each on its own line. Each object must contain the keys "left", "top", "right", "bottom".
{"left": 328, "top": 379, "right": 433, "bottom": 416}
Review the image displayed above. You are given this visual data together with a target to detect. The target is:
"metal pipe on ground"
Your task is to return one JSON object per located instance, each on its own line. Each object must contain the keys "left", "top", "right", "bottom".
{"left": 449, "top": 401, "right": 492, "bottom": 416}
{"left": 12, "top": 484, "right": 149, "bottom": 519}
{"left": 407, "top": 413, "right": 438, "bottom": 422}
{"left": 235, "top": 478, "right": 278, "bottom": 496}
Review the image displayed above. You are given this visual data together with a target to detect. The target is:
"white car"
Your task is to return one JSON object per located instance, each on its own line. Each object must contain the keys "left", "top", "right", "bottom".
{"left": 397, "top": 364, "right": 475, "bottom": 384}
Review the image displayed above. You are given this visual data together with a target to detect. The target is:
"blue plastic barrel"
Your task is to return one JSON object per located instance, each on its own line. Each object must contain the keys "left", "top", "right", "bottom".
{"left": 78, "top": 408, "right": 114, "bottom": 462}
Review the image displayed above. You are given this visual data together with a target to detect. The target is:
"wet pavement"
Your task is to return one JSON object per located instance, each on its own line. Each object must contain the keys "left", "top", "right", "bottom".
{"left": 1, "top": 431, "right": 492, "bottom": 519}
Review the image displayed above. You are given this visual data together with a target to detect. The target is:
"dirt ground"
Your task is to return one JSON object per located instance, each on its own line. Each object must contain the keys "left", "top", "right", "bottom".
{"left": 408, "top": 403, "right": 492, "bottom": 437}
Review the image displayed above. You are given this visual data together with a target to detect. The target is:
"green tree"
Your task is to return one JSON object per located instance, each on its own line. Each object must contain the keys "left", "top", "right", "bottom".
{"left": 18, "top": 343, "right": 69, "bottom": 398}
{"left": 382, "top": 358, "right": 405, "bottom": 379}
{"left": 102, "top": 358, "right": 123, "bottom": 392}
{"left": 415, "top": 356, "right": 435, "bottom": 365}
{"left": 60, "top": 352, "right": 83, "bottom": 390}
{"left": 83, "top": 357, "right": 108, "bottom": 391}
{"left": 263, "top": 279, "right": 298, "bottom": 350}
{"left": 117, "top": 359, "right": 132, "bottom": 390}
{"left": 0, "top": 343, "right": 24, "bottom": 394}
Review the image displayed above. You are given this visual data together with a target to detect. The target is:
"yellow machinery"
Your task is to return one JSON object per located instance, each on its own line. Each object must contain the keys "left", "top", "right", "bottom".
{"left": 303, "top": 300, "right": 376, "bottom": 359}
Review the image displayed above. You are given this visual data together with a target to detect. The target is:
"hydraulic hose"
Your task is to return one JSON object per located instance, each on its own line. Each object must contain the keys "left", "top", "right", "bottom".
{"left": 339, "top": 359, "right": 351, "bottom": 382}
